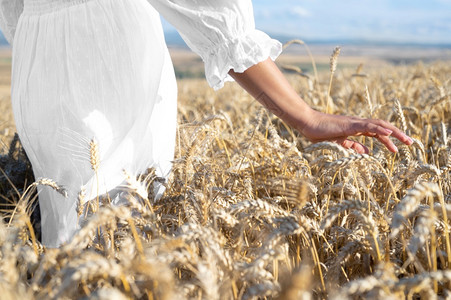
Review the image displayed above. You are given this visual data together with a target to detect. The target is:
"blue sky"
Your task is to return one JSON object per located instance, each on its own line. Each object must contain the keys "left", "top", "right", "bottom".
{"left": 0, "top": 1, "right": 449, "bottom": 46}
{"left": 163, "top": 0, "right": 451, "bottom": 45}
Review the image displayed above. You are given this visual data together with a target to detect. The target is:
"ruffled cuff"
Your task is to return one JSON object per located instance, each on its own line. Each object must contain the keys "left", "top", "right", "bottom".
{"left": 203, "top": 30, "right": 282, "bottom": 90}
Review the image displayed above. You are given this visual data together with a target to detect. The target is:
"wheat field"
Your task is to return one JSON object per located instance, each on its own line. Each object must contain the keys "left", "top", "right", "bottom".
{"left": 0, "top": 43, "right": 450, "bottom": 299}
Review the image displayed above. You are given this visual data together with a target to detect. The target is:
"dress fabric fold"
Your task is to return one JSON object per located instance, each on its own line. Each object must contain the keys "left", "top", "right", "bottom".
{"left": 1, "top": 0, "right": 282, "bottom": 247}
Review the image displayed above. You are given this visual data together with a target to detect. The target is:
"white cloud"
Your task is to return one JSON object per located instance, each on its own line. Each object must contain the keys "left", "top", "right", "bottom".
{"left": 251, "top": 1, "right": 451, "bottom": 44}
{"left": 256, "top": 8, "right": 272, "bottom": 18}
{"left": 291, "top": 6, "right": 311, "bottom": 18}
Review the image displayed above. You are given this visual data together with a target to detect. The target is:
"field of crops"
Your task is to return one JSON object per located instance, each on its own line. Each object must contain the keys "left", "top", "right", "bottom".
{"left": 0, "top": 44, "right": 450, "bottom": 299}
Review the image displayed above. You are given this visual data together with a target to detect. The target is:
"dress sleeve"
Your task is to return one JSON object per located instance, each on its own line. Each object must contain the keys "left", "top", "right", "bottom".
{"left": 0, "top": 0, "right": 24, "bottom": 46}
{"left": 148, "top": 0, "right": 282, "bottom": 90}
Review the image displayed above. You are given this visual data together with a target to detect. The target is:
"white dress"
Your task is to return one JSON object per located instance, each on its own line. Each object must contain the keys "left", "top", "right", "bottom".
{"left": 0, "top": 0, "right": 281, "bottom": 247}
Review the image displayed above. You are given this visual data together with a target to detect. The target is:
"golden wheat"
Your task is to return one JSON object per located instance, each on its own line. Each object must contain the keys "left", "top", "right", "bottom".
{"left": 0, "top": 43, "right": 449, "bottom": 299}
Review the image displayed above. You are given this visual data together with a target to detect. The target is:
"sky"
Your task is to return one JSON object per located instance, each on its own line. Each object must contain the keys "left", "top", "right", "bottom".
{"left": 162, "top": 0, "right": 451, "bottom": 45}
{"left": 0, "top": 1, "right": 449, "bottom": 46}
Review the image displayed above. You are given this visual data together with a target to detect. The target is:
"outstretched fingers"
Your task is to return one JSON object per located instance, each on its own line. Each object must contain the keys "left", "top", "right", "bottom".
{"left": 349, "top": 119, "right": 413, "bottom": 150}
{"left": 381, "top": 121, "right": 413, "bottom": 146}
{"left": 375, "top": 134, "right": 398, "bottom": 153}
{"left": 339, "top": 138, "right": 369, "bottom": 154}
{"left": 373, "top": 119, "right": 413, "bottom": 145}
{"left": 307, "top": 113, "right": 413, "bottom": 154}
{"left": 362, "top": 122, "right": 393, "bottom": 137}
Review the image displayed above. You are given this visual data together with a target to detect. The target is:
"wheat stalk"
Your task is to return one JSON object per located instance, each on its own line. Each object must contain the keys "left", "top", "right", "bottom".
{"left": 326, "top": 46, "right": 341, "bottom": 114}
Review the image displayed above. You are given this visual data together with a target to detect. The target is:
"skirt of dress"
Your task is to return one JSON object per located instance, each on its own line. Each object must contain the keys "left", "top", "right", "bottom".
{"left": 11, "top": 0, "right": 177, "bottom": 247}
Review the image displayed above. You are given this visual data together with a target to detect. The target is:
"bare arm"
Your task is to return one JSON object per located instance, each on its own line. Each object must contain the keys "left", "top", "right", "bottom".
{"left": 229, "top": 58, "right": 413, "bottom": 153}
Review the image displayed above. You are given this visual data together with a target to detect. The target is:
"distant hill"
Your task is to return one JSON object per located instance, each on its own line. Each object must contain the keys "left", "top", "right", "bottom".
{"left": 163, "top": 30, "right": 451, "bottom": 49}
{"left": 1, "top": 30, "right": 450, "bottom": 49}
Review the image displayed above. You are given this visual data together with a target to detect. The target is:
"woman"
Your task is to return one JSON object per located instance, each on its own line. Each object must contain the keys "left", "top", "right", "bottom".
{"left": 0, "top": 0, "right": 412, "bottom": 247}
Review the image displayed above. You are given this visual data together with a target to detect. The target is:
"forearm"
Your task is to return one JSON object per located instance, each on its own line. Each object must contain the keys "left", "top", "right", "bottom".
{"left": 228, "top": 57, "right": 413, "bottom": 154}
{"left": 228, "top": 58, "right": 313, "bottom": 132}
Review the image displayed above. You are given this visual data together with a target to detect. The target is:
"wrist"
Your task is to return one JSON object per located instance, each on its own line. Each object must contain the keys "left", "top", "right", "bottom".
{"left": 284, "top": 98, "right": 316, "bottom": 135}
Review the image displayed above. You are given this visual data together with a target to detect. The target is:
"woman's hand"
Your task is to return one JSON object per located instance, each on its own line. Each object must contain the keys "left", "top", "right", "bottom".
{"left": 229, "top": 58, "right": 413, "bottom": 154}
{"left": 298, "top": 109, "right": 413, "bottom": 153}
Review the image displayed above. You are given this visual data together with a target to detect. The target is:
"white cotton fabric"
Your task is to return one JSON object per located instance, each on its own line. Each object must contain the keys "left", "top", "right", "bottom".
{"left": 0, "top": 0, "right": 282, "bottom": 247}
{"left": 149, "top": 0, "right": 282, "bottom": 90}
{"left": 0, "top": 0, "right": 23, "bottom": 45}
